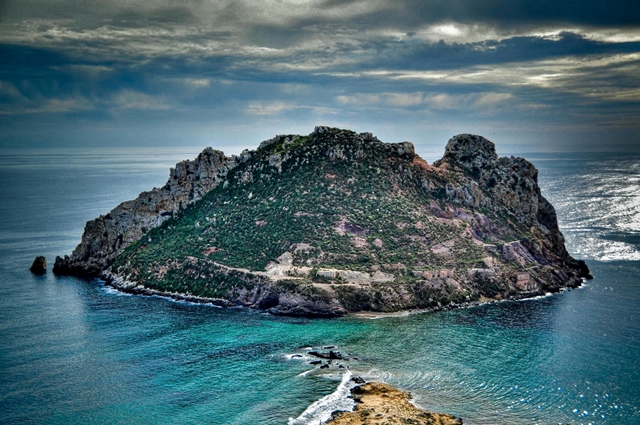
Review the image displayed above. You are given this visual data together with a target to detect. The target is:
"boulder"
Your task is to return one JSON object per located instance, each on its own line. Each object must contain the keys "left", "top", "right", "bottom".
{"left": 351, "top": 376, "right": 366, "bottom": 384}
{"left": 436, "top": 134, "right": 498, "bottom": 169}
{"left": 30, "top": 256, "right": 46, "bottom": 274}
{"left": 573, "top": 259, "right": 593, "bottom": 279}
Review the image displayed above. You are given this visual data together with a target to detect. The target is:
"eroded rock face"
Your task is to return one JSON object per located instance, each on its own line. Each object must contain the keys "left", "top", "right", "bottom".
{"left": 53, "top": 148, "right": 239, "bottom": 276}
{"left": 438, "top": 133, "right": 498, "bottom": 168}
{"left": 434, "top": 133, "right": 570, "bottom": 262}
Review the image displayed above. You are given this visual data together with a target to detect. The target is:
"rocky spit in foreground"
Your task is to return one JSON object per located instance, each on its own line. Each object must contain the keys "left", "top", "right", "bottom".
{"left": 54, "top": 126, "right": 591, "bottom": 316}
{"left": 326, "top": 382, "right": 463, "bottom": 425}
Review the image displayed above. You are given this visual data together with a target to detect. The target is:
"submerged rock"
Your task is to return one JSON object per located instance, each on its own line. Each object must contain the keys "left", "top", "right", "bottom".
{"left": 308, "top": 350, "right": 345, "bottom": 360}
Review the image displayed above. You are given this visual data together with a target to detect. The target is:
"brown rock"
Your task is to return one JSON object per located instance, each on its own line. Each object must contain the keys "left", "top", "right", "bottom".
{"left": 327, "top": 382, "right": 462, "bottom": 425}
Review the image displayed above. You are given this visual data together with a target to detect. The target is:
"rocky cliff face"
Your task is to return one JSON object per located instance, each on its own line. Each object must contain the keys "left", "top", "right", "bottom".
{"left": 53, "top": 148, "right": 240, "bottom": 276}
{"left": 434, "top": 134, "right": 568, "bottom": 261}
{"left": 57, "top": 127, "right": 590, "bottom": 316}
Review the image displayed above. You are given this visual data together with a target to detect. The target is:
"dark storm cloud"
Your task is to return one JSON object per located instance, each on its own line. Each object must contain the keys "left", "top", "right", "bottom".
{"left": 361, "top": 32, "right": 640, "bottom": 71}
{"left": 318, "top": 0, "right": 640, "bottom": 27}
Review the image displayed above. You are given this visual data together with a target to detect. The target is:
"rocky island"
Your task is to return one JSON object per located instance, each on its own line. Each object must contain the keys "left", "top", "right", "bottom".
{"left": 54, "top": 126, "right": 591, "bottom": 316}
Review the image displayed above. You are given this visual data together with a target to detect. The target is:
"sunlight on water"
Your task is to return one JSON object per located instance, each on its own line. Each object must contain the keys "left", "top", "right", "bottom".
{"left": 534, "top": 153, "right": 640, "bottom": 262}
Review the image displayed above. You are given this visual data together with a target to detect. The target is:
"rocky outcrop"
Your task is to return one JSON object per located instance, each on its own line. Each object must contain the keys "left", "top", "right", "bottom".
{"left": 53, "top": 148, "right": 240, "bottom": 276}
{"left": 325, "top": 382, "right": 463, "bottom": 425}
{"left": 30, "top": 256, "right": 46, "bottom": 274}
{"left": 433, "top": 134, "right": 584, "bottom": 272}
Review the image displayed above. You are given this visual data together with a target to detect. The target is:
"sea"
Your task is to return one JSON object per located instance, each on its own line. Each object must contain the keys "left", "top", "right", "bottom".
{"left": 0, "top": 146, "right": 638, "bottom": 425}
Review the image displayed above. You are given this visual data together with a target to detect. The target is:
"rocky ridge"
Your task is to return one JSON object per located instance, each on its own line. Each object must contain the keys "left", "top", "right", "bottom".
{"left": 53, "top": 147, "right": 241, "bottom": 276}
{"left": 56, "top": 127, "right": 591, "bottom": 316}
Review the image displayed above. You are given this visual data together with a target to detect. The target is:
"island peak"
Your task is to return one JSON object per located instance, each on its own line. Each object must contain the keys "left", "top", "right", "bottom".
{"left": 437, "top": 133, "right": 498, "bottom": 169}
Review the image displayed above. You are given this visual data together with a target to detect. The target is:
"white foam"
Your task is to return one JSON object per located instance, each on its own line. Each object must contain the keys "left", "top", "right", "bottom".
{"left": 149, "top": 294, "right": 223, "bottom": 308}
{"left": 100, "top": 284, "right": 132, "bottom": 296}
{"left": 288, "top": 371, "right": 356, "bottom": 425}
{"left": 519, "top": 292, "right": 554, "bottom": 302}
{"left": 101, "top": 284, "right": 225, "bottom": 308}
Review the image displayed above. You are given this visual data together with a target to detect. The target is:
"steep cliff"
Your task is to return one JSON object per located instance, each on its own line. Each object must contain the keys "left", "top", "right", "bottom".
{"left": 56, "top": 127, "right": 590, "bottom": 316}
{"left": 53, "top": 148, "right": 240, "bottom": 276}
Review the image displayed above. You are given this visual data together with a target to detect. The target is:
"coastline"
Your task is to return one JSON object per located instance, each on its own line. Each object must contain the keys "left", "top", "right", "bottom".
{"left": 101, "top": 270, "right": 584, "bottom": 317}
{"left": 286, "top": 370, "right": 463, "bottom": 425}
{"left": 9, "top": 146, "right": 637, "bottom": 425}
{"left": 351, "top": 285, "right": 580, "bottom": 319}
{"left": 100, "top": 271, "right": 235, "bottom": 308}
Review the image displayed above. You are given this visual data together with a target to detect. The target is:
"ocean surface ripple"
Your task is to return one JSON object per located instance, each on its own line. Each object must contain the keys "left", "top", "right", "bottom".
{"left": 534, "top": 153, "right": 640, "bottom": 261}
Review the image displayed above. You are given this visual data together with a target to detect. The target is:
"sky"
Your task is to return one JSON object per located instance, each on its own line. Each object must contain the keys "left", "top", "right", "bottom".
{"left": 1, "top": 0, "right": 639, "bottom": 155}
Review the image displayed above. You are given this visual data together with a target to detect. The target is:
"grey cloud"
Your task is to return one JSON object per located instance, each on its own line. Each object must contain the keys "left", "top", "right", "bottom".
{"left": 244, "top": 24, "right": 316, "bottom": 49}
{"left": 0, "top": 0, "right": 638, "bottom": 150}
{"left": 3, "top": 0, "right": 640, "bottom": 39}
{"left": 319, "top": 0, "right": 640, "bottom": 28}
{"left": 366, "top": 32, "right": 640, "bottom": 71}
{"left": 110, "top": 6, "right": 198, "bottom": 28}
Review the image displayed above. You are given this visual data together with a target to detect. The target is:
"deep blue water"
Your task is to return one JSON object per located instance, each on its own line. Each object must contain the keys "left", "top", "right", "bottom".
{"left": 0, "top": 147, "right": 638, "bottom": 425}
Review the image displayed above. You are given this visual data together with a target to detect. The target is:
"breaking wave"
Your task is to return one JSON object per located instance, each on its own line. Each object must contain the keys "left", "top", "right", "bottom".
{"left": 288, "top": 371, "right": 356, "bottom": 425}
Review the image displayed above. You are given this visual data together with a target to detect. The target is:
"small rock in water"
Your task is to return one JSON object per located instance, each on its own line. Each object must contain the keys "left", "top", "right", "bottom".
{"left": 309, "top": 350, "right": 346, "bottom": 360}
{"left": 30, "top": 256, "right": 46, "bottom": 274}
{"left": 310, "top": 360, "right": 322, "bottom": 365}
{"left": 351, "top": 376, "right": 366, "bottom": 384}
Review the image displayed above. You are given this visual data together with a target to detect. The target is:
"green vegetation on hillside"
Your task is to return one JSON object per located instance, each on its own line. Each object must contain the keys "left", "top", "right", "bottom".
{"left": 109, "top": 128, "right": 578, "bottom": 313}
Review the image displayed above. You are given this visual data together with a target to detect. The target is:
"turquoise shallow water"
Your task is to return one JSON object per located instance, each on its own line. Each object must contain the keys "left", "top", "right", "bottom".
{"left": 0, "top": 148, "right": 638, "bottom": 424}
